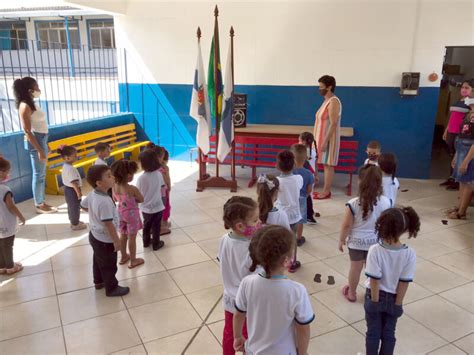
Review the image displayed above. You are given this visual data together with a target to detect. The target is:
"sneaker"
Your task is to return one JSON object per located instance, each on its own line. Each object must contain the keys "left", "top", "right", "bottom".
{"left": 439, "top": 178, "right": 454, "bottom": 186}
{"left": 71, "top": 221, "right": 87, "bottom": 230}
{"left": 35, "top": 203, "right": 58, "bottom": 214}
{"left": 106, "top": 285, "right": 130, "bottom": 297}
{"left": 307, "top": 217, "right": 318, "bottom": 225}
{"left": 288, "top": 261, "right": 301, "bottom": 273}
{"left": 446, "top": 182, "right": 460, "bottom": 191}
{"left": 153, "top": 240, "right": 165, "bottom": 251}
{"left": 297, "top": 236, "right": 306, "bottom": 247}
{"left": 94, "top": 283, "right": 105, "bottom": 290}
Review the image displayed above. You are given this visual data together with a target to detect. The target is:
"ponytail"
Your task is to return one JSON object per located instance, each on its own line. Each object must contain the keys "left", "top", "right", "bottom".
{"left": 13, "top": 77, "right": 37, "bottom": 111}
{"left": 402, "top": 206, "right": 420, "bottom": 239}
{"left": 358, "top": 164, "right": 383, "bottom": 219}
{"left": 375, "top": 206, "right": 420, "bottom": 243}
{"left": 256, "top": 174, "right": 279, "bottom": 224}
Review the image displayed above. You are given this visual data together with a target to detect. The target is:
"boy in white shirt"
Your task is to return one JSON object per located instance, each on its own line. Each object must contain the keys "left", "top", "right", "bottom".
{"left": 275, "top": 150, "right": 303, "bottom": 273}
{"left": 94, "top": 142, "right": 111, "bottom": 166}
{"left": 81, "top": 165, "right": 130, "bottom": 297}
{"left": 364, "top": 140, "right": 381, "bottom": 166}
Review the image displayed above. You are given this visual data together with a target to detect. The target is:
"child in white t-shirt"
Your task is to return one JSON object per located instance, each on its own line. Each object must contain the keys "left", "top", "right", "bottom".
{"left": 94, "top": 142, "right": 111, "bottom": 166}
{"left": 0, "top": 158, "right": 25, "bottom": 275}
{"left": 234, "top": 225, "right": 315, "bottom": 355}
{"left": 59, "top": 145, "right": 86, "bottom": 231}
{"left": 275, "top": 150, "right": 303, "bottom": 273}
{"left": 338, "top": 165, "right": 392, "bottom": 302}
{"left": 136, "top": 149, "right": 165, "bottom": 251}
{"left": 257, "top": 174, "right": 291, "bottom": 231}
{"left": 378, "top": 153, "right": 400, "bottom": 205}
{"left": 364, "top": 207, "right": 420, "bottom": 355}
{"left": 364, "top": 140, "right": 381, "bottom": 166}
{"left": 218, "top": 196, "right": 261, "bottom": 355}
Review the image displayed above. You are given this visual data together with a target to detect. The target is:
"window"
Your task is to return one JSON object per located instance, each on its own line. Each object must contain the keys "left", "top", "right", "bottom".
{"left": 36, "top": 20, "right": 80, "bottom": 50}
{"left": 88, "top": 20, "right": 115, "bottom": 49}
{"left": 0, "top": 21, "right": 28, "bottom": 50}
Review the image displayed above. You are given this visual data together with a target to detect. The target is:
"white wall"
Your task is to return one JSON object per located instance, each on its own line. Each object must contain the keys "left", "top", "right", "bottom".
{"left": 104, "top": 0, "right": 474, "bottom": 87}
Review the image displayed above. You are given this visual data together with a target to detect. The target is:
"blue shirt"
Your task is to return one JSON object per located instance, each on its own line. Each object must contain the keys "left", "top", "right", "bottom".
{"left": 293, "top": 168, "right": 314, "bottom": 198}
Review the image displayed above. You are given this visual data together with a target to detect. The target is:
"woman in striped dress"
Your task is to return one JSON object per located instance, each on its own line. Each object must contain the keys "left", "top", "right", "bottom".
{"left": 313, "top": 75, "right": 342, "bottom": 200}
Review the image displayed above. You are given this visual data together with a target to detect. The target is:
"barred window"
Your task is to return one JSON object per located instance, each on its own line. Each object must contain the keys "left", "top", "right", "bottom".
{"left": 88, "top": 20, "right": 115, "bottom": 49}
{"left": 0, "top": 22, "right": 28, "bottom": 50}
{"left": 37, "top": 20, "right": 80, "bottom": 50}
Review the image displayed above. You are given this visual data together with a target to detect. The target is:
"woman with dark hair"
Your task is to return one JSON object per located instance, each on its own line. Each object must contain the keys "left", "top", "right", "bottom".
{"left": 13, "top": 77, "right": 57, "bottom": 213}
{"left": 313, "top": 75, "right": 342, "bottom": 199}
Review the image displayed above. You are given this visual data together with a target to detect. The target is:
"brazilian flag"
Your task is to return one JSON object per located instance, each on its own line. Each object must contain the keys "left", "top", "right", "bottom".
{"left": 208, "top": 34, "right": 223, "bottom": 125}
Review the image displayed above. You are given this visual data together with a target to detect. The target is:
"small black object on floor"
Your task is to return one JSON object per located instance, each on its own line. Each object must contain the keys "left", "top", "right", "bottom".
{"left": 441, "top": 220, "right": 448, "bottom": 225}
{"left": 327, "top": 276, "right": 335, "bottom": 285}
{"left": 313, "top": 273, "right": 321, "bottom": 283}
{"left": 401, "top": 189, "right": 409, "bottom": 192}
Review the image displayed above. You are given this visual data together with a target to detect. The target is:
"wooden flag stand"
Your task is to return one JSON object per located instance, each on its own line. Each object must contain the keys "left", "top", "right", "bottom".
{"left": 196, "top": 5, "right": 237, "bottom": 192}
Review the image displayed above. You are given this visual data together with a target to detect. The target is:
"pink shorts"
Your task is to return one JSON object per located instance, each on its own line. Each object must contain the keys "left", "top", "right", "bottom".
{"left": 118, "top": 210, "right": 143, "bottom": 236}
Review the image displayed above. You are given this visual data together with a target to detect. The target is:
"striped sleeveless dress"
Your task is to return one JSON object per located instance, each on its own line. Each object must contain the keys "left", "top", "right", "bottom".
{"left": 313, "top": 96, "right": 342, "bottom": 167}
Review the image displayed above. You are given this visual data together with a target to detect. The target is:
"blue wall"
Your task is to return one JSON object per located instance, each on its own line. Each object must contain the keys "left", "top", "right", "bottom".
{"left": 120, "top": 83, "right": 439, "bottom": 179}
{"left": 0, "top": 113, "right": 141, "bottom": 203}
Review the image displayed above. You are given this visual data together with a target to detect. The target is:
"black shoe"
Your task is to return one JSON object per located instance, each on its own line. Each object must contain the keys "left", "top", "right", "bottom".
{"left": 143, "top": 242, "right": 150, "bottom": 248}
{"left": 106, "top": 285, "right": 130, "bottom": 297}
{"left": 288, "top": 261, "right": 301, "bottom": 273}
{"left": 307, "top": 217, "right": 318, "bottom": 225}
{"left": 446, "top": 182, "right": 459, "bottom": 191}
{"left": 153, "top": 240, "right": 165, "bottom": 251}
{"left": 297, "top": 236, "right": 306, "bottom": 247}
{"left": 94, "top": 283, "right": 104, "bottom": 290}
{"left": 440, "top": 178, "right": 454, "bottom": 186}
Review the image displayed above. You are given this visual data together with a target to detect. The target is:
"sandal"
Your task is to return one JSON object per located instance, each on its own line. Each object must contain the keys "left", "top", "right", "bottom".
{"left": 6, "top": 263, "right": 23, "bottom": 275}
{"left": 445, "top": 206, "right": 459, "bottom": 215}
{"left": 447, "top": 211, "right": 466, "bottom": 220}
{"left": 342, "top": 285, "right": 357, "bottom": 302}
{"left": 160, "top": 229, "right": 171, "bottom": 236}
{"left": 128, "top": 258, "right": 145, "bottom": 269}
{"left": 315, "top": 192, "right": 332, "bottom": 200}
{"left": 119, "top": 255, "right": 131, "bottom": 265}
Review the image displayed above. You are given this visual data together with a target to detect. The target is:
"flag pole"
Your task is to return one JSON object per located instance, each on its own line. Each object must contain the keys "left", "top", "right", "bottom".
{"left": 196, "top": 26, "right": 206, "bottom": 181}
{"left": 214, "top": 5, "right": 220, "bottom": 178}
{"left": 230, "top": 26, "right": 236, "bottom": 183}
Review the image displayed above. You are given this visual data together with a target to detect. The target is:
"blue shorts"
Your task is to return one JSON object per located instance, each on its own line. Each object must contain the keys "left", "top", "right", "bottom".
{"left": 453, "top": 138, "right": 474, "bottom": 184}
{"left": 298, "top": 196, "right": 307, "bottom": 224}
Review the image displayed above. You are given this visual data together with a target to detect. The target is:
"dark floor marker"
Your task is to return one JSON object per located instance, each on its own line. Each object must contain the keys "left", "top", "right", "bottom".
{"left": 314, "top": 273, "right": 322, "bottom": 283}
{"left": 327, "top": 276, "right": 335, "bottom": 285}
{"left": 441, "top": 220, "right": 448, "bottom": 225}
{"left": 401, "top": 189, "right": 409, "bottom": 192}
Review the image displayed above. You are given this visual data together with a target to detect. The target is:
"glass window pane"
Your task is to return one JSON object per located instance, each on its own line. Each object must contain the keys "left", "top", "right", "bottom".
{"left": 111, "top": 29, "right": 115, "bottom": 48}
{"left": 69, "top": 30, "right": 80, "bottom": 49}
{"left": 102, "top": 29, "right": 112, "bottom": 48}
{"left": 38, "top": 30, "right": 49, "bottom": 48}
{"left": 51, "top": 22, "right": 64, "bottom": 29}
{"left": 90, "top": 29, "right": 100, "bottom": 48}
{"left": 37, "top": 22, "right": 49, "bottom": 29}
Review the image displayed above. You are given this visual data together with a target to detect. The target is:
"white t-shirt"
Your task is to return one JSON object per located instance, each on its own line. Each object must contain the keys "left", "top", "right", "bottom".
{"left": 81, "top": 189, "right": 118, "bottom": 243}
{"left": 61, "top": 163, "right": 82, "bottom": 188}
{"left": 276, "top": 175, "right": 303, "bottom": 224}
{"left": 94, "top": 157, "right": 108, "bottom": 166}
{"left": 382, "top": 176, "right": 400, "bottom": 206}
{"left": 308, "top": 148, "right": 317, "bottom": 170}
{"left": 235, "top": 274, "right": 315, "bottom": 355}
{"left": 136, "top": 170, "right": 165, "bottom": 214}
{"left": 266, "top": 207, "right": 291, "bottom": 231}
{"left": 30, "top": 104, "right": 48, "bottom": 134}
{"left": 0, "top": 184, "right": 18, "bottom": 238}
{"left": 218, "top": 232, "right": 253, "bottom": 313}
{"left": 346, "top": 196, "right": 392, "bottom": 251}
{"left": 365, "top": 242, "right": 417, "bottom": 294}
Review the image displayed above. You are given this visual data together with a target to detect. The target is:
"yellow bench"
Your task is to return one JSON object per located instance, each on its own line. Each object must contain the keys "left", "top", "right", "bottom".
{"left": 46, "top": 123, "right": 149, "bottom": 195}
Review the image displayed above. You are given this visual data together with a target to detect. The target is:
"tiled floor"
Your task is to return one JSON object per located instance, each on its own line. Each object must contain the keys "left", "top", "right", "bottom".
{"left": 0, "top": 161, "right": 472, "bottom": 354}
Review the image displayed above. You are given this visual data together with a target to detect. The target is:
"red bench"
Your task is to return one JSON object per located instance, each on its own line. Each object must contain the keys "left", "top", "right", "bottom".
{"left": 204, "top": 135, "right": 358, "bottom": 196}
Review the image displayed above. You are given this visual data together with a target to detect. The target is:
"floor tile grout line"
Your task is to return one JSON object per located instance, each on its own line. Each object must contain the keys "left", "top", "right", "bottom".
{"left": 50, "top": 260, "right": 69, "bottom": 355}
{"left": 121, "top": 294, "right": 148, "bottom": 354}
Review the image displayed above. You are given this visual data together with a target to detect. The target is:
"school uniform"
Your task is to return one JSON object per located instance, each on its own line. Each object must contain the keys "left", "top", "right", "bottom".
{"left": 276, "top": 174, "right": 303, "bottom": 228}
{"left": 382, "top": 176, "right": 400, "bottom": 206}
{"left": 94, "top": 157, "right": 108, "bottom": 166}
{"left": 0, "top": 184, "right": 18, "bottom": 269}
{"left": 61, "top": 163, "right": 82, "bottom": 226}
{"left": 364, "top": 242, "right": 416, "bottom": 355}
{"left": 364, "top": 158, "right": 379, "bottom": 166}
{"left": 81, "top": 189, "right": 120, "bottom": 293}
{"left": 293, "top": 168, "right": 315, "bottom": 225}
{"left": 346, "top": 196, "right": 392, "bottom": 261}
{"left": 218, "top": 232, "right": 252, "bottom": 354}
{"left": 235, "top": 274, "right": 315, "bottom": 355}
{"left": 136, "top": 170, "right": 165, "bottom": 249}
{"left": 266, "top": 207, "right": 291, "bottom": 231}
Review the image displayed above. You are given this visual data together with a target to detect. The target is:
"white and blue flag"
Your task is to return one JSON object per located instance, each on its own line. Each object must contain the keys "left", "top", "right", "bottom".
{"left": 190, "top": 41, "right": 211, "bottom": 155}
{"left": 217, "top": 43, "right": 233, "bottom": 162}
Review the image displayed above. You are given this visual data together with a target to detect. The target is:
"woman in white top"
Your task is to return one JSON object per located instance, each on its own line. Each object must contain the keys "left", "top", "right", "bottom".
{"left": 13, "top": 77, "right": 56, "bottom": 214}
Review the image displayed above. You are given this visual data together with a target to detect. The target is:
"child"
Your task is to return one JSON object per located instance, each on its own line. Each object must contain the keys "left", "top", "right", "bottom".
{"left": 59, "top": 145, "right": 87, "bottom": 231}
{"left": 257, "top": 174, "right": 290, "bottom": 231}
{"left": 378, "top": 153, "right": 400, "bottom": 205}
{"left": 365, "top": 207, "right": 420, "bottom": 355}
{"left": 94, "top": 142, "right": 111, "bottom": 166}
{"left": 338, "top": 164, "right": 392, "bottom": 302}
{"left": 299, "top": 132, "right": 318, "bottom": 224}
{"left": 219, "top": 196, "right": 260, "bottom": 355}
{"left": 111, "top": 160, "right": 145, "bottom": 269}
{"left": 365, "top": 141, "right": 381, "bottom": 165}
{"left": 81, "top": 165, "right": 130, "bottom": 297}
{"left": 233, "top": 225, "right": 315, "bottom": 355}
{"left": 136, "top": 149, "right": 165, "bottom": 250}
{"left": 0, "top": 158, "right": 26, "bottom": 275}
{"left": 275, "top": 150, "right": 303, "bottom": 273}
{"left": 159, "top": 148, "right": 172, "bottom": 234}
{"left": 291, "top": 144, "right": 315, "bottom": 247}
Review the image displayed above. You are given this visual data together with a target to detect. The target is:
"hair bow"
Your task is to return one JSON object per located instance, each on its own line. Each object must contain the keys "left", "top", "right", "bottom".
{"left": 257, "top": 174, "right": 275, "bottom": 190}
{"left": 58, "top": 144, "right": 66, "bottom": 150}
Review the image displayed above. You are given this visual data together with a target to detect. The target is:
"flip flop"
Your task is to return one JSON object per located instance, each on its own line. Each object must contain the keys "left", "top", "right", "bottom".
{"left": 315, "top": 192, "right": 332, "bottom": 200}
{"left": 119, "top": 255, "right": 131, "bottom": 265}
{"left": 160, "top": 229, "right": 171, "bottom": 236}
{"left": 6, "top": 263, "right": 23, "bottom": 275}
{"left": 128, "top": 258, "right": 145, "bottom": 269}
{"left": 447, "top": 211, "right": 466, "bottom": 220}
{"left": 342, "top": 285, "right": 356, "bottom": 302}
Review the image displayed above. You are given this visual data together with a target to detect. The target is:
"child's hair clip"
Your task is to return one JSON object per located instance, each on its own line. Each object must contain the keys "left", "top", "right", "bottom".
{"left": 257, "top": 174, "right": 275, "bottom": 190}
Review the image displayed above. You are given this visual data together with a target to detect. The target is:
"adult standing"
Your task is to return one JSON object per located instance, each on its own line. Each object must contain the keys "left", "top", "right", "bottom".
{"left": 448, "top": 97, "right": 474, "bottom": 220}
{"left": 13, "top": 77, "right": 57, "bottom": 213}
{"left": 313, "top": 75, "right": 342, "bottom": 200}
